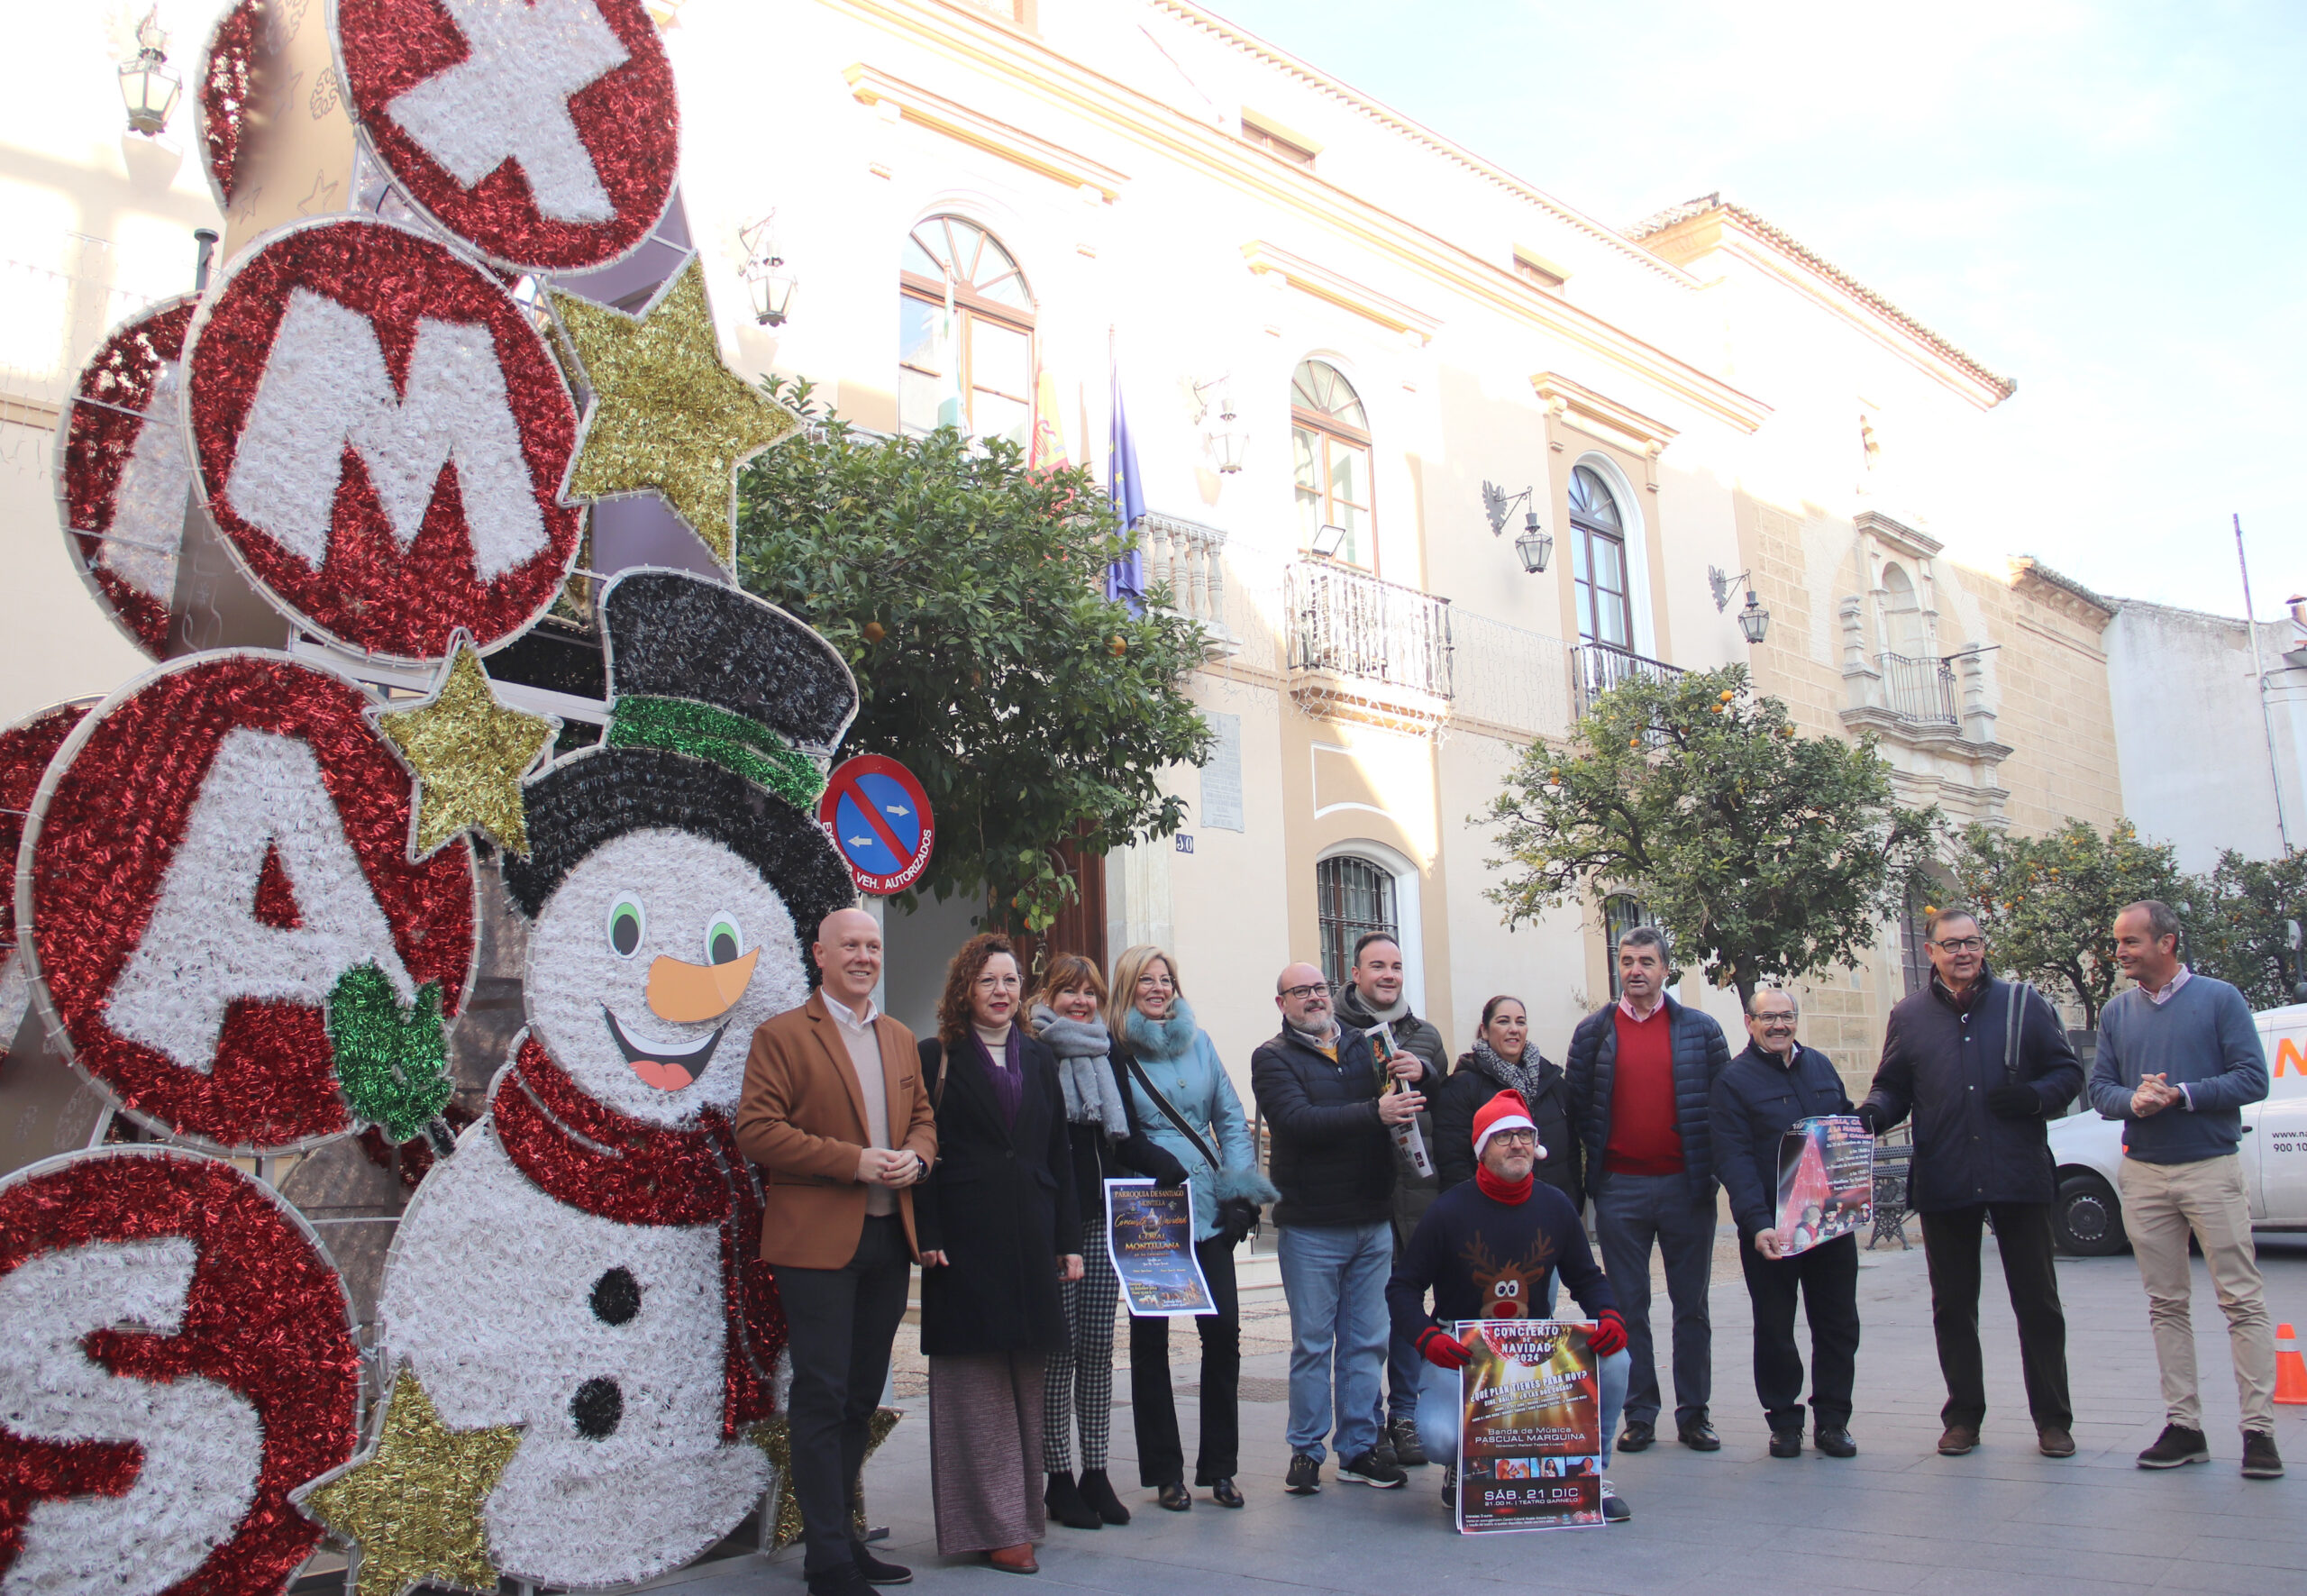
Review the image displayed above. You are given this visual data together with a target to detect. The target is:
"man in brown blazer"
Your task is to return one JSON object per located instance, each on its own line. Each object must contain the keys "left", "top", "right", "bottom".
{"left": 737, "top": 907, "right": 937, "bottom": 1596}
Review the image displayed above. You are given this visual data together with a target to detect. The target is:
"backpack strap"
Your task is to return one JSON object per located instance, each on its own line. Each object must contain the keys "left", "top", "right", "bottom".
{"left": 2002, "top": 980, "right": 2035, "bottom": 1087}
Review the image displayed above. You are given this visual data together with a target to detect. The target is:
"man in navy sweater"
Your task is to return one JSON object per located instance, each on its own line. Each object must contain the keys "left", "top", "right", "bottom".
{"left": 1711, "top": 990, "right": 1861, "bottom": 1460}
{"left": 2088, "top": 899, "right": 2279, "bottom": 1479}
{"left": 1389, "top": 1090, "right": 1633, "bottom": 1522}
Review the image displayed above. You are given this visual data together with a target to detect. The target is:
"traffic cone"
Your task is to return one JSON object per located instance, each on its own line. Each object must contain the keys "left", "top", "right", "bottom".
{"left": 2277, "top": 1323, "right": 2307, "bottom": 1406}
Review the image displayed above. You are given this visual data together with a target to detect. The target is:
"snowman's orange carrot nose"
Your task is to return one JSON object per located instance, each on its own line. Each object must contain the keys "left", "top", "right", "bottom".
{"left": 647, "top": 950, "right": 760, "bottom": 1022}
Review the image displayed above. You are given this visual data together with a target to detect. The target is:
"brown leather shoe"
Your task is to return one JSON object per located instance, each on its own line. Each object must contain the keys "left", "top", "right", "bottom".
{"left": 986, "top": 1546, "right": 1039, "bottom": 1575}
{"left": 1937, "top": 1425, "right": 1980, "bottom": 1455}
{"left": 2037, "top": 1426, "right": 2076, "bottom": 1458}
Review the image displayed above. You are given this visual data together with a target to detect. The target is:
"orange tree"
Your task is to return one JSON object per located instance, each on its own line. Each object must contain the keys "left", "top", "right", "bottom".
{"left": 1487, "top": 664, "right": 1938, "bottom": 1010}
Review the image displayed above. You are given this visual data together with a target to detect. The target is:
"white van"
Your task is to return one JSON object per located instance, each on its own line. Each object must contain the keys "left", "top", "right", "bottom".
{"left": 2045, "top": 1001, "right": 2307, "bottom": 1254}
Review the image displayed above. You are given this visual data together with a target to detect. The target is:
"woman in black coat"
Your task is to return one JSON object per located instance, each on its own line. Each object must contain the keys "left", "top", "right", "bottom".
{"left": 916, "top": 933, "right": 1082, "bottom": 1573}
{"left": 1437, "top": 995, "right": 1582, "bottom": 1210}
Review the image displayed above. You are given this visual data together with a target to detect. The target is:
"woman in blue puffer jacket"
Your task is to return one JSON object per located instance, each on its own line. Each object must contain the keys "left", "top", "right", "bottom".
{"left": 1108, "top": 942, "right": 1277, "bottom": 1514}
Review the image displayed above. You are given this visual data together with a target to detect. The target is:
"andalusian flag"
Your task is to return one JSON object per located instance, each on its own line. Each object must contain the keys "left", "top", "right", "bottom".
{"left": 1029, "top": 369, "right": 1070, "bottom": 472}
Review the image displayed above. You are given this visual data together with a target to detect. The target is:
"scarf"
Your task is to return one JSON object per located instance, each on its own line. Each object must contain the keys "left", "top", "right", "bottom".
{"left": 1470, "top": 1036, "right": 1553, "bottom": 1104}
{"left": 1474, "top": 1165, "right": 1534, "bottom": 1204}
{"left": 1030, "top": 1004, "right": 1130, "bottom": 1135}
{"left": 968, "top": 1024, "right": 1023, "bottom": 1126}
{"left": 493, "top": 1035, "right": 785, "bottom": 1440}
{"left": 1122, "top": 997, "right": 1201, "bottom": 1062}
{"left": 1356, "top": 990, "right": 1411, "bottom": 1026}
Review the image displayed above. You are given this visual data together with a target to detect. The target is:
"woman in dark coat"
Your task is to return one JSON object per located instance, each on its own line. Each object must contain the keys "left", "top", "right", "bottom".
{"left": 916, "top": 933, "right": 1083, "bottom": 1573}
{"left": 1437, "top": 996, "right": 1582, "bottom": 1210}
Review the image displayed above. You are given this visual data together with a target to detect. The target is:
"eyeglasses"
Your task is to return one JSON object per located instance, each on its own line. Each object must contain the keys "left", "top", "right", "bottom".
{"left": 1752, "top": 1013, "right": 1798, "bottom": 1026}
{"left": 1931, "top": 936, "right": 1985, "bottom": 953}
{"left": 1489, "top": 1129, "right": 1538, "bottom": 1145}
{"left": 1280, "top": 983, "right": 1327, "bottom": 1001}
{"left": 1135, "top": 974, "right": 1175, "bottom": 990}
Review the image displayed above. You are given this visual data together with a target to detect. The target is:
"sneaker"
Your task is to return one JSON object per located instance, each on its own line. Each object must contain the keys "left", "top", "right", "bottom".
{"left": 1372, "top": 1436, "right": 1399, "bottom": 1471}
{"left": 1937, "top": 1425, "right": 1979, "bottom": 1455}
{"left": 1284, "top": 1453, "right": 1322, "bottom": 1495}
{"left": 1440, "top": 1464, "right": 1456, "bottom": 1509}
{"left": 2241, "top": 1430, "right": 2284, "bottom": 1480}
{"left": 1767, "top": 1429, "right": 1803, "bottom": 1459}
{"left": 2136, "top": 1424, "right": 2210, "bottom": 1469}
{"left": 2037, "top": 1425, "right": 2076, "bottom": 1458}
{"left": 1391, "top": 1417, "right": 1430, "bottom": 1467}
{"left": 851, "top": 1544, "right": 913, "bottom": 1586}
{"left": 1600, "top": 1481, "right": 1630, "bottom": 1522}
{"left": 1336, "top": 1448, "right": 1408, "bottom": 1488}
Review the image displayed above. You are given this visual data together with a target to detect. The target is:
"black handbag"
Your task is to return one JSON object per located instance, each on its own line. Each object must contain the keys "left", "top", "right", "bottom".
{"left": 1122, "top": 1052, "right": 1263, "bottom": 1244}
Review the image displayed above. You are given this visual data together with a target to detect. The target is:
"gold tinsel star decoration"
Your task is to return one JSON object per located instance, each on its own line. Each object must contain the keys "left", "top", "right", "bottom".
{"left": 550, "top": 254, "right": 801, "bottom": 570}
{"left": 751, "top": 1406, "right": 904, "bottom": 1550}
{"left": 375, "top": 631, "right": 559, "bottom": 859}
{"left": 294, "top": 1368, "right": 523, "bottom": 1596}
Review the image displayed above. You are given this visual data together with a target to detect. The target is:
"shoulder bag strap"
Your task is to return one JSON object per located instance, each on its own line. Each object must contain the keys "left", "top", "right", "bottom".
{"left": 1122, "top": 1050, "right": 1223, "bottom": 1171}
{"left": 2003, "top": 980, "right": 2033, "bottom": 1086}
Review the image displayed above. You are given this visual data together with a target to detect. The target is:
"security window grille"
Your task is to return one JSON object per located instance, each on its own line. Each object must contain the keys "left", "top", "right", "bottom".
{"left": 1317, "top": 855, "right": 1397, "bottom": 990}
{"left": 1899, "top": 888, "right": 1934, "bottom": 999}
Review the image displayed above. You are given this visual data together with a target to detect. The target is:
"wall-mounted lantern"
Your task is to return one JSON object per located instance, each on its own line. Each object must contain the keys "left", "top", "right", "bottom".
{"left": 1482, "top": 480, "right": 1551, "bottom": 573}
{"left": 1709, "top": 564, "right": 1772, "bottom": 644}
{"left": 1192, "top": 378, "right": 1246, "bottom": 475}
{"left": 118, "top": 10, "right": 182, "bottom": 138}
{"left": 740, "top": 213, "right": 797, "bottom": 327}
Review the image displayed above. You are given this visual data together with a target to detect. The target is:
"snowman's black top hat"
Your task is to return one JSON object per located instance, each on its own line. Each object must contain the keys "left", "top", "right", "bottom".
{"left": 503, "top": 570, "right": 857, "bottom": 939}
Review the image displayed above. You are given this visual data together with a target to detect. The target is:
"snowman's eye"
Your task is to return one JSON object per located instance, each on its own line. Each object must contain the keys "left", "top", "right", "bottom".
{"left": 606, "top": 894, "right": 645, "bottom": 958}
{"left": 706, "top": 912, "right": 744, "bottom": 966}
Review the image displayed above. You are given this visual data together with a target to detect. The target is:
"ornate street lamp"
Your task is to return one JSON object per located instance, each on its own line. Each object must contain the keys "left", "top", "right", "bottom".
{"left": 118, "top": 10, "right": 182, "bottom": 138}
{"left": 1737, "top": 588, "right": 1771, "bottom": 644}
{"left": 740, "top": 214, "right": 797, "bottom": 327}
{"left": 1193, "top": 378, "right": 1246, "bottom": 475}
{"left": 1710, "top": 564, "right": 1772, "bottom": 644}
{"left": 1482, "top": 480, "right": 1550, "bottom": 573}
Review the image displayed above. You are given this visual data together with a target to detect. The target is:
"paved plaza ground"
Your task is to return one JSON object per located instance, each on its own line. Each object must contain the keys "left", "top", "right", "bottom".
{"left": 649, "top": 1227, "right": 2306, "bottom": 1596}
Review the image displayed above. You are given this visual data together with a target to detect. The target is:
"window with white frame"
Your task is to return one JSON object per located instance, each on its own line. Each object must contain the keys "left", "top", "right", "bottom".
{"left": 898, "top": 215, "right": 1035, "bottom": 448}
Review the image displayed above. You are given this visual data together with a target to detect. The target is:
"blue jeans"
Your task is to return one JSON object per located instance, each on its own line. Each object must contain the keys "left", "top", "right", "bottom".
{"left": 1592, "top": 1172, "right": 1716, "bottom": 1428}
{"left": 1414, "top": 1343, "right": 1630, "bottom": 1471}
{"left": 1278, "top": 1221, "right": 1392, "bottom": 1464}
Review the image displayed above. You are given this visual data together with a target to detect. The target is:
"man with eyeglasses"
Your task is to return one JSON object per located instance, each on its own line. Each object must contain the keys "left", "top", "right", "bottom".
{"left": 1859, "top": 907, "right": 2083, "bottom": 1459}
{"left": 1252, "top": 962, "right": 1423, "bottom": 1495}
{"left": 1710, "top": 989, "right": 1860, "bottom": 1460}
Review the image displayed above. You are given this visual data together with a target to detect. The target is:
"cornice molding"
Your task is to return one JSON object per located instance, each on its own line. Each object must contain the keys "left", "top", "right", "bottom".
{"left": 844, "top": 62, "right": 1129, "bottom": 200}
{"left": 1838, "top": 705, "right": 2011, "bottom": 762}
{"left": 1531, "top": 372, "right": 1679, "bottom": 452}
{"left": 2008, "top": 557, "right": 2116, "bottom": 633}
{"left": 1243, "top": 241, "right": 1439, "bottom": 343}
{"left": 822, "top": 0, "right": 1774, "bottom": 436}
{"left": 1854, "top": 509, "right": 1941, "bottom": 561}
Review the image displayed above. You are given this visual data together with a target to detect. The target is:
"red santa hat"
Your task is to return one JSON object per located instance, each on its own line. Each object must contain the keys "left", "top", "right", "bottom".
{"left": 1472, "top": 1090, "right": 1545, "bottom": 1160}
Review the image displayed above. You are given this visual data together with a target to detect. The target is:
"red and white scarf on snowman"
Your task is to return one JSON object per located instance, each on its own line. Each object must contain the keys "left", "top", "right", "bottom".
{"left": 493, "top": 1035, "right": 787, "bottom": 1439}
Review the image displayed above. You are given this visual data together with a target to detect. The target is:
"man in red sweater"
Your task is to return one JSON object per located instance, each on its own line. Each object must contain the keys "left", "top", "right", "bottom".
{"left": 1563, "top": 926, "right": 1733, "bottom": 1454}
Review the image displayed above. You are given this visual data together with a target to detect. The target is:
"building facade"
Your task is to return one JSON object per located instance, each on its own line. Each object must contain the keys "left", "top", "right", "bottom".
{"left": 0, "top": 0, "right": 2157, "bottom": 1095}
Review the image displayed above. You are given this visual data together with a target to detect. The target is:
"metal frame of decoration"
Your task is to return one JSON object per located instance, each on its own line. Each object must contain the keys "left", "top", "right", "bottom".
{"left": 12, "top": 648, "right": 481, "bottom": 1158}
{"left": 178, "top": 213, "right": 587, "bottom": 668}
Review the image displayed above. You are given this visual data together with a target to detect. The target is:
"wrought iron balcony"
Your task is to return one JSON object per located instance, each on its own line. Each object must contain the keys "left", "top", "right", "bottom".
{"left": 1569, "top": 640, "right": 1683, "bottom": 718}
{"left": 1877, "top": 651, "right": 1959, "bottom": 726}
{"left": 1284, "top": 559, "right": 1454, "bottom": 730}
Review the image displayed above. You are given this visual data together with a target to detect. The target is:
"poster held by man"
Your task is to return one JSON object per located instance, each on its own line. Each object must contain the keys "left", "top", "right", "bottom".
{"left": 1455, "top": 1319, "right": 1605, "bottom": 1533}
{"left": 1774, "top": 1117, "right": 1874, "bottom": 1256}
{"left": 1106, "top": 1179, "right": 1217, "bottom": 1317}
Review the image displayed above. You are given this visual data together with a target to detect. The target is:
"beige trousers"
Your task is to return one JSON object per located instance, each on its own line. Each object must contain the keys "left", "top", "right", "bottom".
{"left": 2118, "top": 1154, "right": 2276, "bottom": 1433}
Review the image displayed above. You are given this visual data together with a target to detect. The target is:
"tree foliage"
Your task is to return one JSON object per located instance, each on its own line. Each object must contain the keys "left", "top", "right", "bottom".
{"left": 734, "top": 380, "right": 1211, "bottom": 932}
{"left": 1486, "top": 664, "right": 1938, "bottom": 1008}
{"left": 2191, "top": 847, "right": 2307, "bottom": 1009}
{"left": 1944, "top": 818, "right": 2195, "bottom": 1029}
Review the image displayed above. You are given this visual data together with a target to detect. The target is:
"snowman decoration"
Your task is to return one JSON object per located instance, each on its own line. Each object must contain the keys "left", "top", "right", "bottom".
{"left": 376, "top": 569, "right": 858, "bottom": 1587}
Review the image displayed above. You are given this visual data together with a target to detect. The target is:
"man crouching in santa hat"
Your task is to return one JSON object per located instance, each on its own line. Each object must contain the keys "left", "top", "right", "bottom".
{"left": 1386, "top": 1090, "right": 1635, "bottom": 1522}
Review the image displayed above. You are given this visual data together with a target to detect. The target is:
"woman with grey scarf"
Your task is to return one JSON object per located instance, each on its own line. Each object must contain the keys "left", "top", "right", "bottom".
{"left": 1029, "top": 955, "right": 1186, "bottom": 1533}
{"left": 1436, "top": 995, "right": 1584, "bottom": 1208}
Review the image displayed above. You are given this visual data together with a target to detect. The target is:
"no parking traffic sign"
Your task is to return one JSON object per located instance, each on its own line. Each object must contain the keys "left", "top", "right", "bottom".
{"left": 817, "top": 755, "right": 936, "bottom": 895}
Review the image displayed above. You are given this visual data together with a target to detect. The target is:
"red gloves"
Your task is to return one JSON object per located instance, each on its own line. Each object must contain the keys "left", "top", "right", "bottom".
{"left": 1585, "top": 1309, "right": 1628, "bottom": 1358}
{"left": 1418, "top": 1326, "right": 1471, "bottom": 1371}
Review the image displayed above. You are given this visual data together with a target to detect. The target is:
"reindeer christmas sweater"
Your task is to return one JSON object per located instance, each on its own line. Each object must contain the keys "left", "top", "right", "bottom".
{"left": 1387, "top": 1176, "right": 1617, "bottom": 1342}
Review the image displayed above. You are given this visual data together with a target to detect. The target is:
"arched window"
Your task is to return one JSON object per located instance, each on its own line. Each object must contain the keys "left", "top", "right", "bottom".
{"left": 1316, "top": 853, "right": 1397, "bottom": 989}
{"left": 1603, "top": 892, "right": 1655, "bottom": 1000}
{"left": 1881, "top": 563, "right": 1927, "bottom": 657}
{"left": 898, "top": 215, "right": 1035, "bottom": 446}
{"left": 1570, "top": 465, "right": 1633, "bottom": 651}
{"left": 1292, "top": 360, "right": 1374, "bottom": 569}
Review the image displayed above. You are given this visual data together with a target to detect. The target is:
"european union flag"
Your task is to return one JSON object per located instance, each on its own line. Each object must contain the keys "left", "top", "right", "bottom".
{"left": 1107, "top": 362, "right": 1145, "bottom": 614}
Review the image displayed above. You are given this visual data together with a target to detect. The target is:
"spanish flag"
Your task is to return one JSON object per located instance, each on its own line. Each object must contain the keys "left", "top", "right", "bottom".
{"left": 1029, "top": 369, "right": 1071, "bottom": 473}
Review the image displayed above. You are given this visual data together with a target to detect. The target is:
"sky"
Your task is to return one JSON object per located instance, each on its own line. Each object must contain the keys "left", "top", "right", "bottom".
{"left": 1202, "top": 0, "right": 2307, "bottom": 618}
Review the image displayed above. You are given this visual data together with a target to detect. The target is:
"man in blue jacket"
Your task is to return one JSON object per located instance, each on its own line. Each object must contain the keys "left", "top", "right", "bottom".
{"left": 2088, "top": 900, "right": 2279, "bottom": 1479}
{"left": 1711, "top": 989, "right": 1860, "bottom": 1460}
{"left": 1859, "top": 907, "right": 2083, "bottom": 1459}
{"left": 1564, "top": 926, "right": 1733, "bottom": 1454}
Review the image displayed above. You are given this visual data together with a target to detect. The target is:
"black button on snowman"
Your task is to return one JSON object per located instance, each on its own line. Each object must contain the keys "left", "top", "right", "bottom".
{"left": 378, "top": 570, "right": 857, "bottom": 1589}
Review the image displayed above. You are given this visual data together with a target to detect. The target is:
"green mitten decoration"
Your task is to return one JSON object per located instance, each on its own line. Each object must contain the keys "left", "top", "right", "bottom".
{"left": 328, "top": 962, "right": 453, "bottom": 1144}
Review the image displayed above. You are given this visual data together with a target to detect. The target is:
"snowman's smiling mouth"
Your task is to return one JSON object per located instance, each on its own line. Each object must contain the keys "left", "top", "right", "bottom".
{"left": 601, "top": 1006, "right": 725, "bottom": 1092}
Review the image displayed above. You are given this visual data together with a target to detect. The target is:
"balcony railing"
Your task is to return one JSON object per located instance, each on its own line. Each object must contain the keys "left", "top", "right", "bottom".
{"left": 1569, "top": 641, "right": 1683, "bottom": 718}
{"left": 1285, "top": 559, "right": 1453, "bottom": 725}
{"left": 1139, "top": 512, "right": 1234, "bottom": 654}
{"left": 1878, "top": 652, "right": 1958, "bottom": 726}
